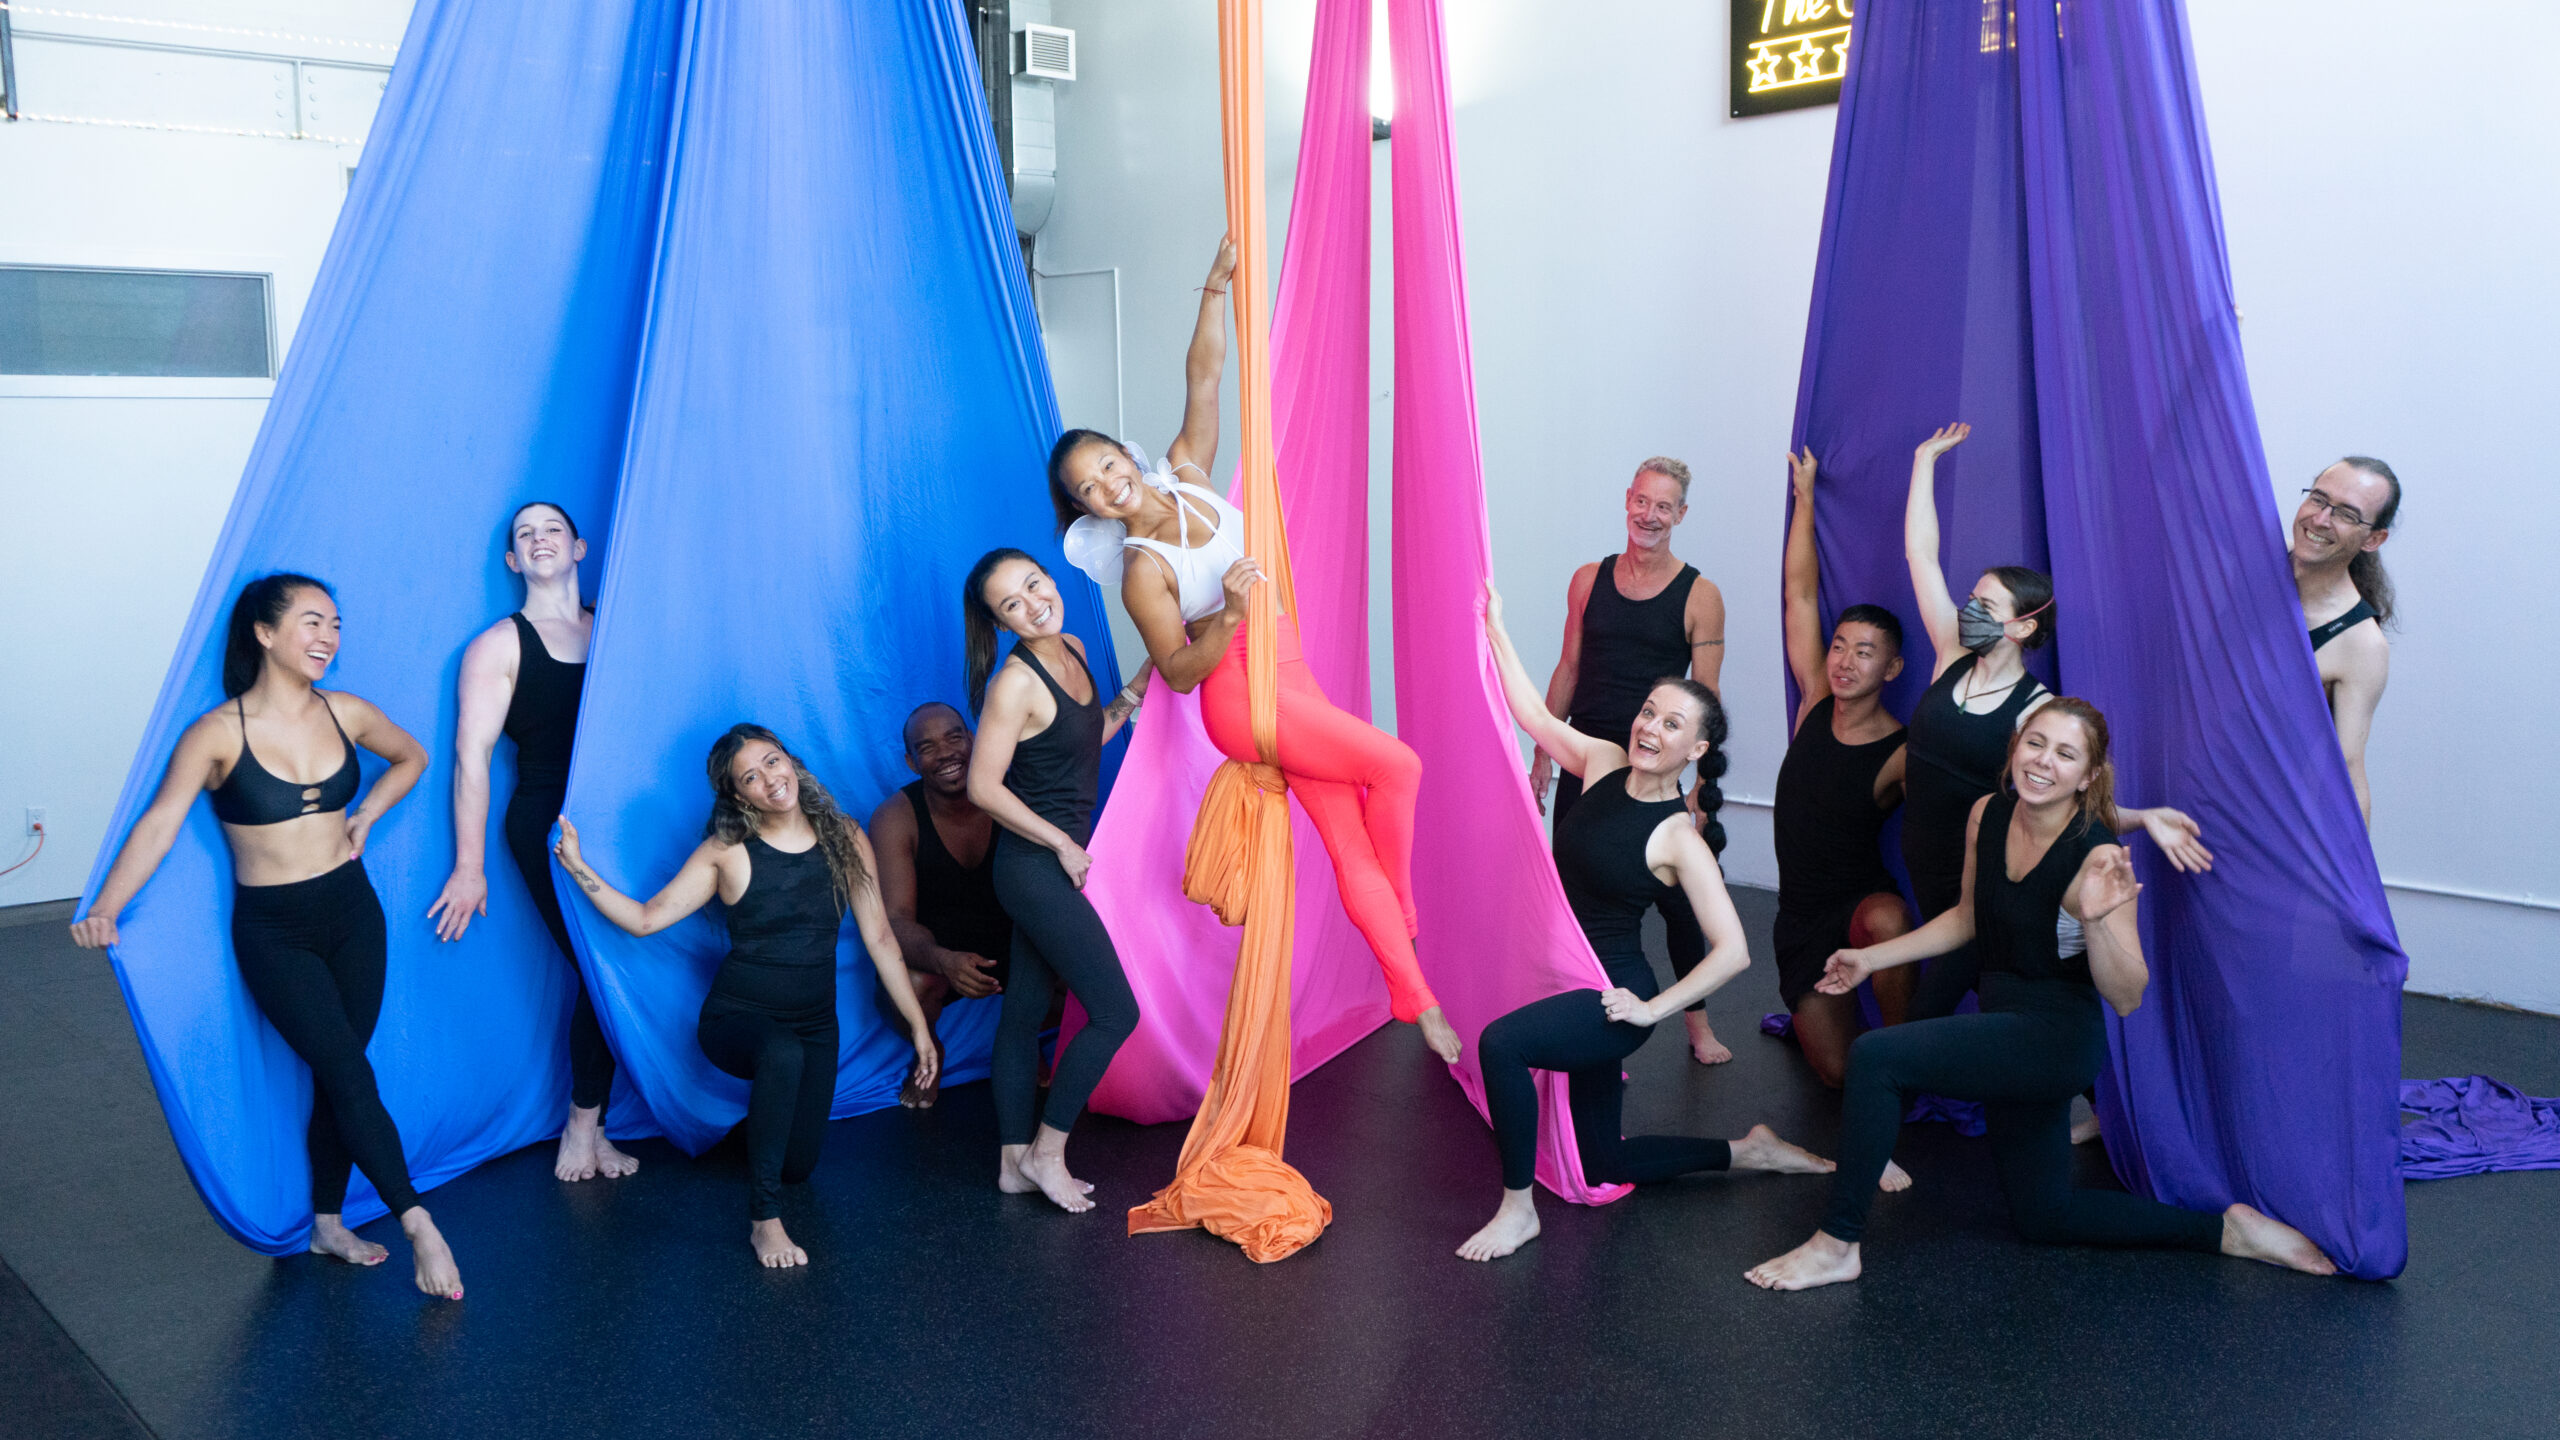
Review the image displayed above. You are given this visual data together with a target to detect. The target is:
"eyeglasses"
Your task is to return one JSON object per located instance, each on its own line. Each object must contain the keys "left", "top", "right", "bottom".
{"left": 2299, "top": 489, "right": 2373, "bottom": 530}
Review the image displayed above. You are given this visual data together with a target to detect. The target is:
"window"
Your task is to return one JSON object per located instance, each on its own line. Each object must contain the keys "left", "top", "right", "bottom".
{"left": 0, "top": 265, "right": 273, "bottom": 377}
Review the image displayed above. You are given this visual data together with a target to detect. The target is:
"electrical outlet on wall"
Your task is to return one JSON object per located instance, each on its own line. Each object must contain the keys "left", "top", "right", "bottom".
{"left": 24, "top": 808, "right": 43, "bottom": 837}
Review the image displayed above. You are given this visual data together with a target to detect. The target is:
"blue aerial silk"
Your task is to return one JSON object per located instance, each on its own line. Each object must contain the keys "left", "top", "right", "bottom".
{"left": 1787, "top": 0, "right": 2407, "bottom": 1277}
{"left": 81, "top": 0, "right": 1116, "bottom": 1248}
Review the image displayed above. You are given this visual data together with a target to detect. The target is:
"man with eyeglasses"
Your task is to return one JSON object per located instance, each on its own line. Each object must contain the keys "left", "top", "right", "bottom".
{"left": 2289, "top": 457, "right": 2400, "bottom": 825}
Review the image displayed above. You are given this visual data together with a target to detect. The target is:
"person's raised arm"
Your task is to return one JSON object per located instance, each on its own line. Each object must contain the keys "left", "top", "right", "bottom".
{"left": 430, "top": 624, "right": 515, "bottom": 940}
{"left": 552, "top": 819, "right": 722, "bottom": 937}
{"left": 1526, "top": 564, "right": 1598, "bottom": 811}
{"left": 2115, "top": 804, "right": 2215, "bottom": 874}
{"left": 1602, "top": 823, "right": 1752, "bottom": 1025}
{"left": 1164, "top": 237, "right": 1238, "bottom": 484}
{"left": 1783, "top": 448, "right": 1828, "bottom": 728}
{"left": 1905, "top": 423, "right": 1970, "bottom": 675}
{"left": 329, "top": 692, "right": 428, "bottom": 862}
{"left": 1818, "top": 794, "right": 1985, "bottom": 994}
{"left": 1485, "top": 581, "right": 1615, "bottom": 783}
{"left": 68, "top": 717, "right": 228, "bottom": 949}
{"left": 966, "top": 666, "right": 1092, "bottom": 887}
{"left": 2330, "top": 632, "right": 2388, "bottom": 826}
{"left": 848, "top": 828, "right": 940, "bottom": 1094}
{"left": 2069, "top": 846, "right": 2149, "bottom": 1016}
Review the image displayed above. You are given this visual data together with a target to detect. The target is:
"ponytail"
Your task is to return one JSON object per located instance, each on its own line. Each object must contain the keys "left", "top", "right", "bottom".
{"left": 962, "top": 547, "right": 1036, "bottom": 714}
{"left": 1652, "top": 676, "right": 1730, "bottom": 857}
{"left": 2338, "top": 456, "right": 2401, "bottom": 628}
{"left": 222, "top": 573, "right": 333, "bottom": 698}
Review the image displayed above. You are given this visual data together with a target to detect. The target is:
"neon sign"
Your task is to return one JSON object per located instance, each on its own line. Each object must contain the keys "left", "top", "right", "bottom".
{"left": 1731, "top": 0, "right": 1852, "bottom": 118}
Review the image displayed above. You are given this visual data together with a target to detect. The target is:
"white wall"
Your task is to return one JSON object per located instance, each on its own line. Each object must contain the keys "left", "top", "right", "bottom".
{"left": 1031, "top": 0, "right": 2557, "bottom": 1010}
{"left": 0, "top": 1, "right": 410, "bottom": 907}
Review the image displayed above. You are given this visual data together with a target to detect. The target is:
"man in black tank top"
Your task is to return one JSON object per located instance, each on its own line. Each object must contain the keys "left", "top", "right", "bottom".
{"left": 2288, "top": 457, "right": 2398, "bottom": 825}
{"left": 867, "top": 703, "right": 1017, "bottom": 1109}
{"left": 1773, "top": 451, "right": 1918, "bottom": 1087}
{"left": 1525, "top": 457, "right": 1733, "bottom": 1064}
{"left": 430, "top": 500, "right": 637, "bottom": 1183}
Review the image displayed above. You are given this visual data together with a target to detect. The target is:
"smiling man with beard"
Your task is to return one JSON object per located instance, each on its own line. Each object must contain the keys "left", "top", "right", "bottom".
{"left": 2288, "top": 457, "right": 2400, "bottom": 826}
{"left": 867, "top": 701, "right": 1015, "bottom": 1108}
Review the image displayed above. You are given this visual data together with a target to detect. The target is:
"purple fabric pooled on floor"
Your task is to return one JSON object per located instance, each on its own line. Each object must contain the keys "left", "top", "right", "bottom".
{"left": 2400, "top": 1077, "right": 2560, "bottom": 1181}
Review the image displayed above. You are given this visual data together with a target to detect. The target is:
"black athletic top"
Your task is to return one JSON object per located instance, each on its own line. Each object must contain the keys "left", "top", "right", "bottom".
{"left": 1902, "top": 652, "right": 2046, "bottom": 910}
{"left": 1001, "top": 646, "right": 1103, "bottom": 846}
{"left": 211, "top": 695, "right": 359, "bottom": 826}
{"left": 1773, "top": 696, "right": 1906, "bottom": 919}
{"left": 2309, "top": 599, "right": 2378, "bottom": 652}
{"left": 1566, "top": 554, "right": 1700, "bottom": 744}
{"left": 501, "top": 612, "right": 584, "bottom": 790}
{"left": 710, "top": 834, "right": 843, "bottom": 1023}
{"left": 1554, "top": 768, "right": 1689, "bottom": 995}
{"left": 1971, "top": 793, "right": 2109, "bottom": 991}
{"left": 902, "top": 781, "right": 1012, "bottom": 960}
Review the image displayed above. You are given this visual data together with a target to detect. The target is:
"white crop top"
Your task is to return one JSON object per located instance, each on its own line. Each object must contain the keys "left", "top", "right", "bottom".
{"left": 1060, "top": 447, "right": 1250, "bottom": 624}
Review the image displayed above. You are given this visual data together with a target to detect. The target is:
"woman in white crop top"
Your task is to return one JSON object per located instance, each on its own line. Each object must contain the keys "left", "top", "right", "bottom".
{"left": 1051, "top": 239, "right": 1462, "bottom": 1066}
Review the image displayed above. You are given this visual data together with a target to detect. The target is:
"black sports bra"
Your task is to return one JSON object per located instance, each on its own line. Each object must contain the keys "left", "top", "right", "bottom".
{"left": 210, "top": 695, "right": 360, "bottom": 826}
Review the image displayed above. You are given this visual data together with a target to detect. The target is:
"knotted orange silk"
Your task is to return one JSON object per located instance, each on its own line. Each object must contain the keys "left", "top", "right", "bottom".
{"left": 1125, "top": 0, "right": 1330, "bottom": 1263}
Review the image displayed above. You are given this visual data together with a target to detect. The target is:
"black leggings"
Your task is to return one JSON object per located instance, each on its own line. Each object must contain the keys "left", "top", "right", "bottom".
{"left": 697, "top": 999, "right": 836, "bottom": 1221}
{"left": 1478, "top": 971, "right": 1732, "bottom": 1192}
{"left": 505, "top": 782, "right": 615, "bottom": 1113}
{"left": 1903, "top": 839, "right": 1980, "bottom": 1023}
{"left": 1820, "top": 982, "right": 2220, "bottom": 1252}
{"left": 990, "top": 833, "right": 1139, "bottom": 1146}
{"left": 1553, "top": 773, "right": 1708, "bottom": 1007}
{"left": 230, "top": 861, "right": 422, "bottom": 1217}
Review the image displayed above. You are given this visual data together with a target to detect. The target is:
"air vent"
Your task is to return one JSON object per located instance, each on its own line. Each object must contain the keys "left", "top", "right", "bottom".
{"left": 1014, "top": 24, "right": 1075, "bottom": 82}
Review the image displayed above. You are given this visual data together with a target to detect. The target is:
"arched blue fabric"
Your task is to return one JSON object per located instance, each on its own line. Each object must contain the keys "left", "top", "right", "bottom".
{"left": 78, "top": 1, "right": 687, "bottom": 1252}
{"left": 555, "top": 0, "right": 1119, "bottom": 1155}
{"left": 1789, "top": 0, "right": 2407, "bottom": 1277}
{"left": 81, "top": 0, "right": 1115, "bottom": 1245}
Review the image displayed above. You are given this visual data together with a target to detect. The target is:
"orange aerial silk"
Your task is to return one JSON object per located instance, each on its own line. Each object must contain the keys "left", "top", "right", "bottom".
{"left": 1125, "top": 0, "right": 1331, "bottom": 1263}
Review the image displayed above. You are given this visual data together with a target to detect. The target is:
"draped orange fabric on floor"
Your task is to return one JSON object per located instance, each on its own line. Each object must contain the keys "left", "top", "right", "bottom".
{"left": 1124, "top": 0, "right": 1331, "bottom": 1263}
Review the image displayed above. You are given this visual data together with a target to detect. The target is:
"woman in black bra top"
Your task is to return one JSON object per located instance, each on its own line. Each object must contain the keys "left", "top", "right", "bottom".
{"left": 428, "top": 500, "right": 635, "bottom": 1184}
{"left": 1747, "top": 699, "right": 2338, "bottom": 1292}
{"left": 1462, "top": 585, "right": 1834, "bottom": 1262}
{"left": 554, "top": 724, "right": 936, "bottom": 1270}
{"left": 962, "top": 548, "right": 1146, "bottom": 1216}
{"left": 74, "top": 574, "right": 463, "bottom": 1300}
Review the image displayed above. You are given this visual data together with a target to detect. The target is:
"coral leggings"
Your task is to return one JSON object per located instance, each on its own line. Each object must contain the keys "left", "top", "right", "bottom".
{"left": 1198, "top": 617, "right": 1437, "bottom": 1022}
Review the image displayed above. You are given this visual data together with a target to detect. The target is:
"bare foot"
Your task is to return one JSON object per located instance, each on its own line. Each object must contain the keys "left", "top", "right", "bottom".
{"left": 900, "top": 1067, "right": 941, "bottom": 1109}
{"left": 750, "top": 1217, "right": 809, "bottom": 1268}
{"left": 308, "top": 1213, "right": 386, "bottom": 1266}
{"left": 2071, "top": 1111, "right": 2102, "bottom": 1145}
{"left": 1685, "top": 1011, "right": 1733, "bottom": 1066}
{"left": 2220, "top": 1203, "right": 2337, "bottom": 1276}
{"left": 998, "top": 1145, "right": 1095, "bottom": 1197}
{"left": 1879, "top": 1160, "right": 1913, "bottom": 1193}
{"left": 399, "top": 1208, "right": 463, "bottom": 1301}
{"left": 1456, "top": 1188, "right": 1540, "bottom": 1261}
{"left": 1417, "top": 1006, "right": 1463, "bottom": 1065}
{"left": 1746, "top": 1230, "right": 1862, "bottom": 1291}
{"left": 1014, "top": 1145, "right": 1096, "bottom": 1213}
{"left": 594, "top": 1134, "right": 640, "bottom": 1178}
{"left": 1727, "top": 1123, "right": 1836, "bottom": 1175}
{"left": 554, "top": 1106, "right": 618, "bottom": 1181}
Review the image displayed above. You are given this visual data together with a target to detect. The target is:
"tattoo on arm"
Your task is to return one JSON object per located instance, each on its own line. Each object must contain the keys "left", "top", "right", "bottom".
{"left": 572, "top": 869, "right": 601, "bottom": 894}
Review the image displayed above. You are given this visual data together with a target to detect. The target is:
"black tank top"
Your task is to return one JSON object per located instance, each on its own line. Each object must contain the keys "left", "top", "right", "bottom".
{"left": 1904, "top": 653, "right": 2045, "bottom": 879}
{"left": 210, "top": 694, "right": 360, "bottom": 826}
{"left": 502, "top": 613, "right": 585, "bottom": 790}
{"left": 1553, "top": 768, "right": 1689, "bottom": 995}
{"left": 1566, "top": 554, "right": 1699, "bottom": 742}
{"left": 710, "top": 834, "right": 843, "bottom": 1021}
{"left": 2309, "top": 598, "right": 2377, "bottom": 652}
{"left": 1001, "top": 645, "right": 1103, "bottom": 846}
{"left": 1774, "top": 697, "right": 1906, "bottom": 917}
{"left": 1971, "top": 793, "right": 2108, "bottom": 989}
{"left": 903, "top": 781, "right": 1012, "bottom": 960}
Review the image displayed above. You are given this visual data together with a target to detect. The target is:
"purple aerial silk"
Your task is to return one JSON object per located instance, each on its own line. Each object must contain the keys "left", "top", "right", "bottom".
{"left": 2400, "top": 1078, "right": 2560, "bottom": 1182}
{"left": 1791, "top": 0, "right": 2407, "bottom": 1277}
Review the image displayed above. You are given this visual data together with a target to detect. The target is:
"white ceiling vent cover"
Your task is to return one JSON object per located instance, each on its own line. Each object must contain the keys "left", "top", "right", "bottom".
{"left": 1015, "top": 24, "right": 1076, "bottom": 82}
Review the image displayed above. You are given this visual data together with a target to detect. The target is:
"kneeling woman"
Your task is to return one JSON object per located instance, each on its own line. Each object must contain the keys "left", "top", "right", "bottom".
{"left": 553, "top": 726, "right": 936, "bottom": 1268}
{"left": 1467, "top": 585, "right": 1833, "bottom": 1262}
{"left": 1747, "top": 700, "right": 2336, "bottom": 1291}
{"left": 73, "top": 574, "right": 461, "bottom": 1298}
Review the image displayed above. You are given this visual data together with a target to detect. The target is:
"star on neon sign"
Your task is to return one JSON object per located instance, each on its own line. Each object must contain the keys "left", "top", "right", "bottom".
{"left": 1788, "top": 35, "right": 1828, "bottom": 82}
{"left": 1748, "top": 49, "right": 1784, "bottom": 90}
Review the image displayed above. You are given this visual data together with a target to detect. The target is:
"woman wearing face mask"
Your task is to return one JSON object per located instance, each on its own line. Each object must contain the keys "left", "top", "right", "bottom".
{"left": 1746, "top": 701, "right": 2338, "bottom": 1291}
{"left": 552, "top": 725, "right": 937, "bottom": 1269}
{"left": 72, "top": 574, "right": 462, "bottom": 1299}
{"left": 1458, "top": 584, "right": 1835, "bottom": 1262}
{"left": 1900, "top": 424, "right": 2212, "bottom": 1024}
{"left": 1048, "top": 239, "right": 1461, "bottom": 1068}
{"left": 962, "top": 549, "right": 1149, "bottom": 1214}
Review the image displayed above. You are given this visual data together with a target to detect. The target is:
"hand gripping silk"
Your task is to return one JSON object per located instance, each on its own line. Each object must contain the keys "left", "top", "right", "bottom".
{"left": 1789, "top": 0, "right": 2406, "bottom": 1276}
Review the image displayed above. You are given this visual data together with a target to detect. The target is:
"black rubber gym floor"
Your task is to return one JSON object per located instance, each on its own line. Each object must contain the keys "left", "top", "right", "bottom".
{"left": 1, "top": 888, "right": 2553, "bottom": 1440}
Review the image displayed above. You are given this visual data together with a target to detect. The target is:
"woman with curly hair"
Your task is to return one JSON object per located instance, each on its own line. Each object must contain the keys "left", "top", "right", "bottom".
{"left": 553, "top": 725, "right": 937, "bottom": 1268}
